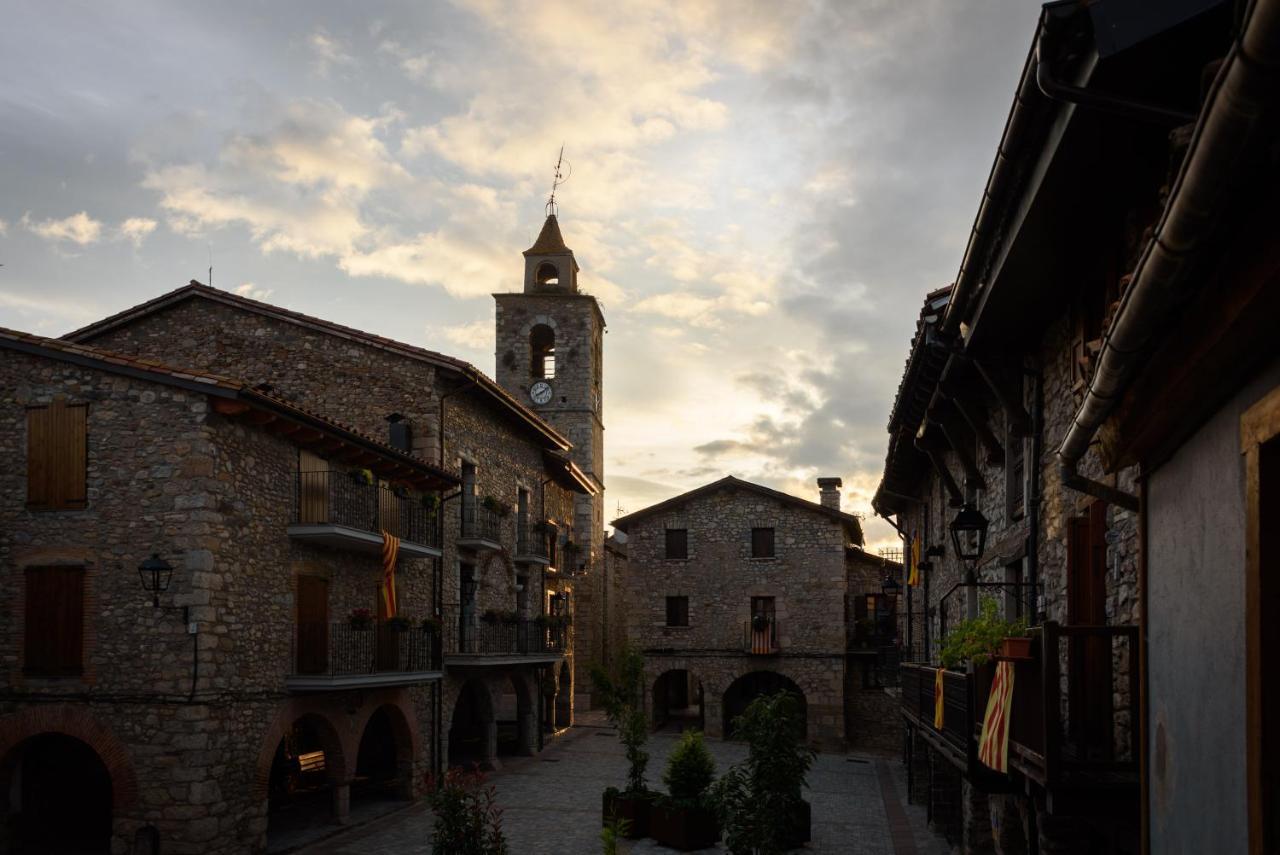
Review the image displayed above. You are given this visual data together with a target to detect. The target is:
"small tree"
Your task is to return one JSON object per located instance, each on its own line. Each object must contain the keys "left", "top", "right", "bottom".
{"left": 425, "top": 767, "right": 509, "bottom": 855}
{"left": 663, "top": 729, "right": 716, "bottom": 807}
{"left": 591, "top": 647, "right": 649, "bottom": 794}
{"left": 710, "top": 691, "right": 815, "bottom": 855}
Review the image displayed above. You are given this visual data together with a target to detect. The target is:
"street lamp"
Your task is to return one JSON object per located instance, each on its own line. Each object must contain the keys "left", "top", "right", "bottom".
{"left": 949, "top": 503, "right": 989, "bottom": 565}
{"left": 881, "top": 575, "right": 902, "bottom": 597}
{"left": 137, "top": 554, "right": 174, "bottom": 608}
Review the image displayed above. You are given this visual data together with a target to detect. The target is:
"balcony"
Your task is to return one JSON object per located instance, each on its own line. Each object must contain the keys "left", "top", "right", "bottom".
{"left": 289, "top": 471, "right": 440, "bottom": 558}
{"left": 459, "top": 505, "right": 503, "bottom": 550}
{"left": 901, "top": 663, "right": 976, "bottom": 771}
{"left": 441, "top": 605, "right": 570, "bottom": 666}
{"left": 515, "top": 520, "right": 551, "bottom": 565}
{"left": 287, "top": 621, "right": 442, "bottom": 691}
{"left": 743, "top": 619, "right": 780, "bottom": 655}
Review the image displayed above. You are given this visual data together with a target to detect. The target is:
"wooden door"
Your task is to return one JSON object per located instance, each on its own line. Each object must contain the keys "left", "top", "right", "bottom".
{"left": 296, "top": 576, "right": 329, "bottom": 674}
{"left": 298, "top": 450, "right": 330, "bottom": 524}
{"left": 1067, "top": 502, "right": 1113, "bottom": 758}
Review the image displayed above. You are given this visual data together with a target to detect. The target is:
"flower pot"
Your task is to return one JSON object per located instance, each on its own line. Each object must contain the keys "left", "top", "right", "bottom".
{"left": 649, "top": 802, "right": 719, "bottom": 851}
{"left": 999, "top": 637, "right": 1032, "bottom": 660}
{"left": 783, "top": 798, "right": 811, "bottom": 846}
{"left": 602, "top": 790, "right": 649, "bottom": 838}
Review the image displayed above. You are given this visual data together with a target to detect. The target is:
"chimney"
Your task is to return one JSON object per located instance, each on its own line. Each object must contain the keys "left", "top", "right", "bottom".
{"left": 817, "top": 477, "right": 843, "bottom": 510}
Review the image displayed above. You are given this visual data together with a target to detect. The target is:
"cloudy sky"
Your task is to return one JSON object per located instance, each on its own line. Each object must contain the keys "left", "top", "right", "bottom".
{"left": 0, "top": 0, "right": 1040, "bottom": 551}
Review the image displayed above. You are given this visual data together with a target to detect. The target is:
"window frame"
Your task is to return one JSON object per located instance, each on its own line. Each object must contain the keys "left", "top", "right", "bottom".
{"left": 25, "top": 399, "right": 88, "bottom": 511}
{"left": 664, "top": 528, "right": 688, "bottom": 560}
{"left": 665, "top": 595, "right": 689, "bottom": 628}
{"left": 23, "top": 565, "right": 86, "bottom": 677}
{"left": 750, "top": 527, "right": 776, "bottom": 559}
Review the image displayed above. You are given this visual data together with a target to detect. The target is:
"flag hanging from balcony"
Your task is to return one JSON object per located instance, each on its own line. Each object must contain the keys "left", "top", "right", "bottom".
{"left": 978, "top": 660, "right": 1015, "bottom": 773}
{"left": 908, "top": 533, "right": 922, "bottom": 587}
{"left": 934, "top": 667, "right": 945, "bottom": 729}
{"left": 380, "top": 530, "right": 399, "bottom": 618}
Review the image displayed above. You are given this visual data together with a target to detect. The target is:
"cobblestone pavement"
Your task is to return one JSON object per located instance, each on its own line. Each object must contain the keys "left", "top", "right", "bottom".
{"left": 303, "top": 725, "right": 949, "bottom": 854}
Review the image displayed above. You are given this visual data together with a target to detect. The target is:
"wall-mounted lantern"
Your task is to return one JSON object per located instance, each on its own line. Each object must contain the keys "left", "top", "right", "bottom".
{"left": 949, "top": 503, "right": 989, "bottom": 565}
{"left": 138, "top": 554, "right": 174, "bottom": 608}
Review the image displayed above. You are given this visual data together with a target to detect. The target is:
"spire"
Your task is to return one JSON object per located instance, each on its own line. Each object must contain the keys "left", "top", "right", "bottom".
{"left": 524, "top": 214, "right": 572, "bottom": 256}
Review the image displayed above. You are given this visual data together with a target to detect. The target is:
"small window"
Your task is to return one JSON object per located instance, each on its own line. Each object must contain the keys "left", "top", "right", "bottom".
{"left": 531, "top": 324, "right": 556, "bottom": 380}
{"left": 665, "top": 528, "right": 688, "bottom": 560}
{"left": 24, "top": 566, "right": 85, "bottom": 675}
{"left": 387, "top": 413, "right": 412, "bottom": 453}
{"left": 1006, "top": 419, "right": 1026, "bottom": 522}
{"left": 666, "top": 596, "right": 689, "bottom": 627}
{"left": 26, "top": 399, "right": 88, "bottom": 510}
{"left": 536, "top": 262, "right": 560, "bottom": 289}
{"left": 751, "top": 527, "right": 775, "bottom": 558}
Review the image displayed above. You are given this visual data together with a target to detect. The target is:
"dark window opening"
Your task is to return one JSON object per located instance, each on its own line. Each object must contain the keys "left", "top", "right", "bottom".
{"left": 24, "top": 566, "right": 85, "bottom": 676}
{"left": 387, "top": 414, "right": 412, "bottom": 453}
{"left": 531, "top": 324, "right": 556, "bottom": 379}
{"left": 665, "top": 528, "right": 688, "bottom": 560}
{"left": 751, "top": 527, "right": 775, "bottom": 558}
{"left": 536, "top": 262, "right": 560, "bottom": 289}
{"left": 666, "top": 596, "right": 689, "bottom": 627}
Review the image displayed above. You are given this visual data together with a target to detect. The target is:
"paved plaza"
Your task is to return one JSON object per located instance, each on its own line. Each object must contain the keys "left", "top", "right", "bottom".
{"left": 302, "top": 722, "right": 949, "bottom": 854}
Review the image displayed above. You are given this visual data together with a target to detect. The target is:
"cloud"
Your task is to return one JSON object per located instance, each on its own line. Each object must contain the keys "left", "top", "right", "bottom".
{"left": 0, "top": 289, "right": 100, "bottom": 327}
{"left": 309, "top": 30, "right": 357, "bottom": 77}
{"left": 0, "top": 219, "right": 7, "bottom": 237}
{"left": 22, "top": 211, "right": 103, "bottom": 245}
{"left": 234, "top": 281, "right": 274, "bottom": 301}
{"left": 118, "top": 217, "right": 157, "bottom": 247}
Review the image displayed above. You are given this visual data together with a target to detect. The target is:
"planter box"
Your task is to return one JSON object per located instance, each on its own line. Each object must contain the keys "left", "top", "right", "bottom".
{"left": 999, "top": 636, "right": 1033, "bottom": 660}
{"left": 649, "top": 802, "right": 719, "bottom": 851}
{"left": 602, "top": 791, "right": 649, "bottom": 839}
{"left": 784, "top": 798, "right": 812, "bottom": 846}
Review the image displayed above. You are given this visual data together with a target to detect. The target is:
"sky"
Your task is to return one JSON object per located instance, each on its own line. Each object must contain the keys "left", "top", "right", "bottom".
{"left": 0, "top": 0, "right": 1041, "bottom": 552}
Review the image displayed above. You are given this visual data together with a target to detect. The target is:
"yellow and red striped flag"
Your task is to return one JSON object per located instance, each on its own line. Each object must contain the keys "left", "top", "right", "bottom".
{"left": 934, "top": 667, "right": 945, "bottom": 730}
{"left": 978, "top": 661, "right": 1016, "bottom": 772}
{"left": 908, "top": 533, "right": 922, "bottom": 587}
{"left": 380, "top": 530, "right": 400, "bottom": 618}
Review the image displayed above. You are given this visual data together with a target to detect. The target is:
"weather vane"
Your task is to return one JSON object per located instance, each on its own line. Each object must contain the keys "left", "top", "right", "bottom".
{"left": 546, "top": 145, "right": 571, "bottom": 217}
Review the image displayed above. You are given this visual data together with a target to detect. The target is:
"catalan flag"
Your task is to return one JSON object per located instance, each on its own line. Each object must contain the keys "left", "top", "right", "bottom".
{"left": 978, "top": 661, "right": 1016, "bottom": 773}
{"left": 934, "top": 667, "right": 945, "bottom": 730}
{"left": 380, "top": 530, "right": 400, "bottom": 618}
{"left": 908, "top": 533, "right": 922, "bottom": 587}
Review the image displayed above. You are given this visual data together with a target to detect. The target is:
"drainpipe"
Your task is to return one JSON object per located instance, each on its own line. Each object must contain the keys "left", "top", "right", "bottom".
{"left": 1026, "top": 357, "right": 1044, "bottom": 622}
{"left": 1057, "top": 0, "right": 1280, "bottom": 507}
{"left": 436, "top": 489, "right": 462, "bottom": 778}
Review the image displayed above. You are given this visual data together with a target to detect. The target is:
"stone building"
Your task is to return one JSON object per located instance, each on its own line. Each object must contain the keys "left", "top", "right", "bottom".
{"left": 0, "top": 216, "right": 602, "bottom": 852}
{"left": 873, "top": 3, "right": 1260, "bottom": 852}
{"left": 0, "top": 328, "right": 456, "bottom": 854}
{"left": 613, "top": 476, "right": 901, "bottom": 753}
{"left": 493, "top": 214, "right": 610, "bottom": 700}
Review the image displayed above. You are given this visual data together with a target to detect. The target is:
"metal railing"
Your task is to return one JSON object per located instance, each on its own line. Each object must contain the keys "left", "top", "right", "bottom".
{"left": 516, "top": 520, "right": 550, "bottom": 559}
{"left": 293, "top": 471, "right": 437, "bottom": 548}
{"left": 743, "top": 620, "right": 780, "bottom": 654}
{"left": 461, "top": 504, "right": 503, "bottom": 542}
{"left": 901, "top": 663, "right": 973, "bottom": 762}
{"left": 441, "top": 605, "right": 570, "bottom": 656}
{"left": 292, "top": 621, "right": 439, "bottom": 676}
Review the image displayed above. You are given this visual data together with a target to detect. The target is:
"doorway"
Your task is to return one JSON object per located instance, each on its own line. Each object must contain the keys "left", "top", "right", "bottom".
{"left": 1067, "top": 501, "right": 1113, "bottom": 759}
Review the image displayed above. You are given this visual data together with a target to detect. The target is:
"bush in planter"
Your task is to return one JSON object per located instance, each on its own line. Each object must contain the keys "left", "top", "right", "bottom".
{"left": 938, "top": 598, "right": 1028, "bottom": 669}
{"left": 600, "top": 808, "right": 631, "bottom": 855}
{"left": 650, "top": 730, "right": 719, "bottom": 850}
{"left": 499, "top": 610, "right": 520, "bottom": 626}
{"left": 481, "top": 495, "right": 510, "bottom": 516}
{"left": 481, "top": 609, "right": 501, "bottom": 625}
{"left": 425, "top": 767, "right": 509, "bottom": 855}
{"left": 420, "top": 616, "right": 443, "bottom": 633}
{"left": 592, "top": 648, "right": 651, "bottom": 837}
{"left": 386, "top": 615, "right": 412, "bottom": 632}
{"left": 709, "top": 691, "right": 816, "bottom": 855}
{"left": 348, "top": 608, "right": 373, "bottom": 630}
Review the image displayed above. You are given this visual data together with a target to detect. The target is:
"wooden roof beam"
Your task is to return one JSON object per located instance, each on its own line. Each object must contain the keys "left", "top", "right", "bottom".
{"left": 972, "top": 358, "right": 1031, "bottom": 438}
{"left": 940, "top": 380, "right": 1005, "bottom": 466}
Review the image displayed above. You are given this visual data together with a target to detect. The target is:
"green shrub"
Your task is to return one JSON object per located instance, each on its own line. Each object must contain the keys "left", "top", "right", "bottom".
{"left": 938, "top": 598, "right": 1028, "bottom": 669}
{"left": 591, "top": 647, "right": 649, "bottom": 795}
{"left": 663, "top": 729, "right": 716, "bottom": 807}
{"left": 425, "top": 767, "right": 509, "bottom": 855}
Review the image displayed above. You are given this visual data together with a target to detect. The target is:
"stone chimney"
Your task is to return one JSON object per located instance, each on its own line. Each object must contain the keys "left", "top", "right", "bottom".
{"left": 817, "top": 477, "right": 843, "bottom": 510}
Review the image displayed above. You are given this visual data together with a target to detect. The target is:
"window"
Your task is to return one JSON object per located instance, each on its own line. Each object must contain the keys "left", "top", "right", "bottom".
{"left": 386, "top": 413, "right": 412, "bottom": 453}
{"left": 26, "top": 399, "right": 88, "bottom": 510}
{"left": 666, "top": 596, "right": 689, "bottom": 627}
{"left": 531, "top": 324, "right": 556, "bottom": 379}
{"left": 751, "top": 527, "right": 775, "bottom": 558}
{"left": 665, "top": 528, "right": 688, "bottom": 560}
{"left": 1006, "top": 415, "right": 1026, "bottom": 522}
{"left": 751, "top": 596, "right": 776, "bottom": 620}
{"left": 535, "top": 262, "right": 560, "bottom": 289}
{"left": 24, "top": 566, "right": 85, "bottom": 675}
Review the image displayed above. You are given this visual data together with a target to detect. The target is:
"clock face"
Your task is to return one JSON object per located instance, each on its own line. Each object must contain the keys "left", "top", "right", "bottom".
{"left": 530, "top": 380, "right": 553, "bottom": 405}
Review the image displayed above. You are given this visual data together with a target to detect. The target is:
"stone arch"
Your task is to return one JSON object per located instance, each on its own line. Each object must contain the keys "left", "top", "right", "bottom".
{"left": 652, "top": 668, "right": 706, "bottom": 733}
{"left": 349, "top": 693, "right": 421, "bottom": 767}
{"left": 448, "top": 678, "right": 497, "bottom": 769}
{"left": 252, "top": 703, "right": 348, "bottom": 802}
{"left": 353, "top": 702, "right": 416, "bottom": 801}
{"left": 535, "top": 262, "right": 560, "bottom": 289}
{"left": 0, "top": 730, "right": 120, "bottom": 853}
{"left": 495, "top": 672, "right": 538, "bottom": 756}
{"left": 0, "top": 705, "right": 139, "bottom": 810}
{"left": 722, "top": 670, "right": 808, "bottom": 740}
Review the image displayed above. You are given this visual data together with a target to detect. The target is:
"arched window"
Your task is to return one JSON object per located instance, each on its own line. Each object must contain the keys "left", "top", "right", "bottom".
{"left": 535, "top": 262, "right": 560, "bottom": 289}
{"left": 530, "top": 324, "right": 555, "bottom": 379}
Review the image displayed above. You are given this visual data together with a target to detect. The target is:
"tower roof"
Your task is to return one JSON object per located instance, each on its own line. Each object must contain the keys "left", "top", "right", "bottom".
{"left": 523, "top": 214, "right": 572, "bottom": 256}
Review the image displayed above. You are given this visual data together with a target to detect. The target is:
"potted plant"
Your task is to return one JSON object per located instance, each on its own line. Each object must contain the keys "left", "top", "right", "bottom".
{"left": 649, "top": 730, "right": 719, "bottom": 850}
{"left": 938, "top": 599, "right": 1029, "bottom": 669}
{"left": 481, "top": 495, "right": 510, "bottom": 517}
{"left": 349, "top": 468, "right": 374, "bottom": 486}
{"left": 481, "top": 609, "right": 501, "bottom": 625}
{"left": 709, "top": 691, "right": 816, "bottom": 852}
{"left": 424, "top": 767, "right": 509, "bottom": 855}
{"left": 420, "top": 493, "right": 440, "bottom": 515}
{"left": 420, "top": 615, "right": 443, "bottom": 633}
{"left": 500, "top": 610, "right": 520, "bottom": 626}
{"left": 387, "top": 615, "right": 412, "bottom": 633}
{"left": 592, "top": 648, "right": 651, "bottom": 838}
{"left": 348, "top": 608, "right": 373, "bottom": 630}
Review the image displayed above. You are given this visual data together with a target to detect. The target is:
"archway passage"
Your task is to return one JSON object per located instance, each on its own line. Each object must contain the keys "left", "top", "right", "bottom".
{"left": 1, "top": 733, "right": 113, "bottom": 854}
{"left": 653, "top": 670, "right": 705, "bottom": 733}
{"left": 722, "top": 671, "right": 807, "bottom": 740}
{"left": 554, "top": 661, "right": 572, "bottom": 730}
{"left": 495, "top": 675, "right": 535, "bottom": 757}
{"left": 352, "top": 706, "right": 412, "bottom": 810}
{"left": 265, "top": 715, "right": 343, "bottom": 850}
{"left": 449, "top": 680, "right": 494, "bottom": 769}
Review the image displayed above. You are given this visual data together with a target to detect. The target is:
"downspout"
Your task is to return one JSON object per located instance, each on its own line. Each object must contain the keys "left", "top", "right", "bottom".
{"left": 1026, "top": 358, "right": 1044, "bottom": 622}
{"left": 1057, "top": 0, "right": 1280, "bottom": 507}
{"left": 435, "top": 488, "right": 462, "bottom": 778}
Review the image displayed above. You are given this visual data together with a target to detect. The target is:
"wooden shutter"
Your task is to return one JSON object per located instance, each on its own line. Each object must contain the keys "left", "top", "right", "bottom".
{"left": 752, "top": 527, "right": 775, "bottom": 558}
{"left": 296, "top": 576, "right": 329, "bottom": 675}
{"left": 666, "top": 528, "right": 688, "bottom": 560}
{"left": 24, "top": 566, "right": 84, "bottom": 675}
{"left": 26, "top": 400, "right": 87, "bottom": 510}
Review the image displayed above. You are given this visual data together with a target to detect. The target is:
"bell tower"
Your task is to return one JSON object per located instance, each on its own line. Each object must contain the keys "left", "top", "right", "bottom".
{"left": 495, "top": 207, "right": 607, "bottom": 688}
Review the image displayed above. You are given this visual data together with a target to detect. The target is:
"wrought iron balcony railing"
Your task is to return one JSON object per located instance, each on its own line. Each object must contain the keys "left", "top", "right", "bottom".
{"left": 292, "top": 471, "right": 437, "bottom": 548}
{"left": 292, "top": 620, "right": 440, "bottom": 680}
{"left": 460, "top": 504, "right": 502, "bottom": 544}
{"left": 516, "top": 520, "right": 550, "bottom": 560}
{"left": 441, "top": 605, "right": 570, "bottom": 658}
{"left": 743, "top": 619, "right": 780, "bottom": 654}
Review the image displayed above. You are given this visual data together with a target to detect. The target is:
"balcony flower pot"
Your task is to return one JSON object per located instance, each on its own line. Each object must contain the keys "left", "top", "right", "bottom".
{"left": 998, "top": 636, "right": 1032, "bottom": 660}
{"left": 348, "top": 609, "right": 373, "bottom": 630}
{"left": 481, "top": 496, "right": 510, "bottom": 517}
{"left": 387, "top": 616, "right": 412, "bottom": 633}
{"left": 602, "top": 788, "right": 650, "bottom": 839}
{"left": 649, "top": 799, "right": 719, "bottom": 851}
{"left": 420, "top": 617, "right": 442, "bottom": 633}
{"left": 481, "top": 610, "right": 501, "bottom": 625}
{"left": 500, "top": 611, "right": 520, "bottom": 626}
{"left": 350, "top": 468, "right": 374, "bottom": 486}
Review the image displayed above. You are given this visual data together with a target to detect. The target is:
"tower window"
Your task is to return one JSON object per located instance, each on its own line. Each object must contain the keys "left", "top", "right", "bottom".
{"left": 535, "top": 262, "right": 560, "bottom": 289}
{"left": 531, "top": 324, "right": 556, "bottom": 379}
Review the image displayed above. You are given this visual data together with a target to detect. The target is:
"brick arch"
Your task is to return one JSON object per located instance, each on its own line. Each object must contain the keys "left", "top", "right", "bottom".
{"left": 252, "top": 702, "right": 349, "bottom": 799}
{"left": 0, "top": 704, "right": 139, "bottom": 810}
{"left": 350, "top": 691, "right": 421, "bottom": 767}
